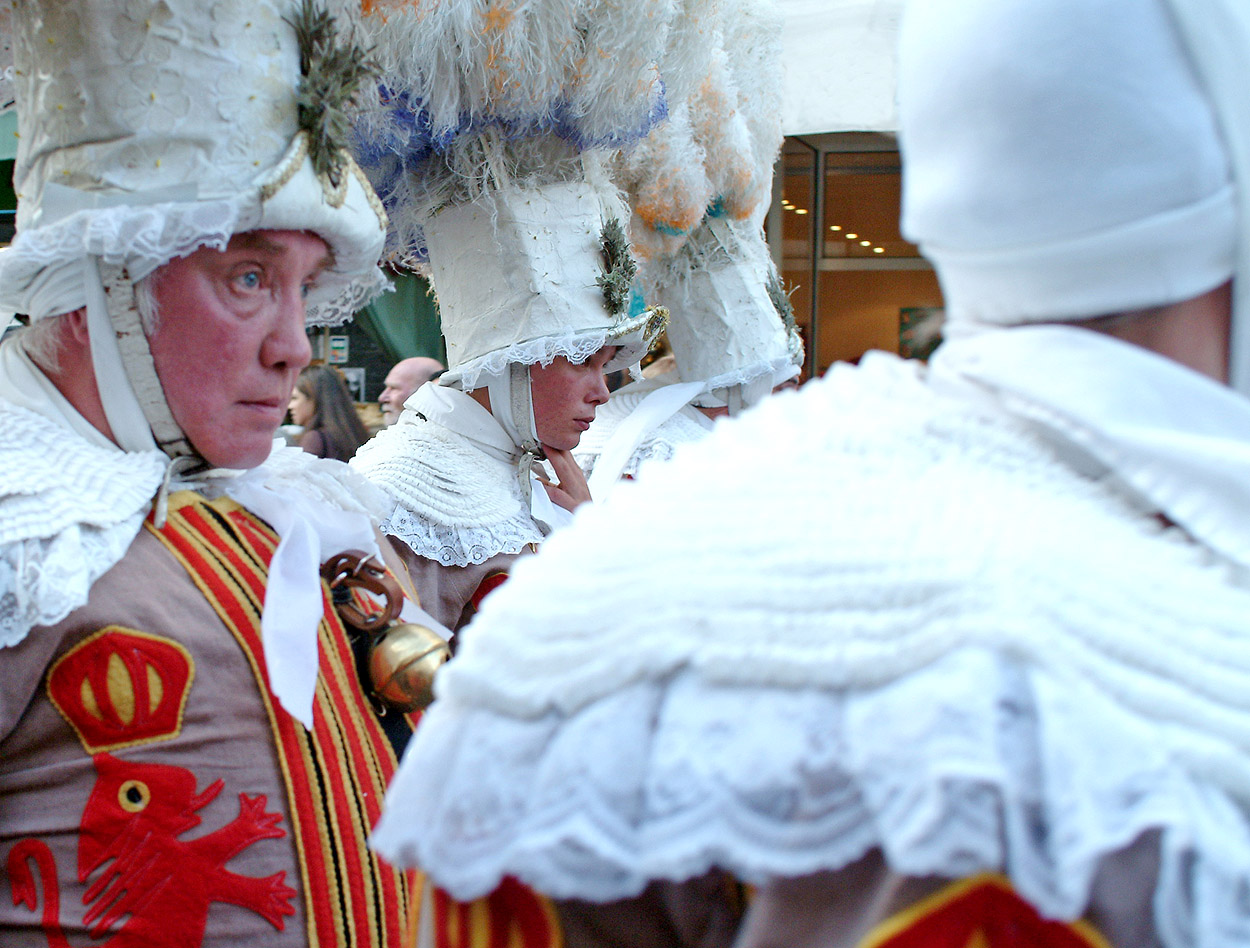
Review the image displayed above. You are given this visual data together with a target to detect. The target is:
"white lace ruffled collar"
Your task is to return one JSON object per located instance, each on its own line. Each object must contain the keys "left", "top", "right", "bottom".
{"left": 0, "top": 339, "right": 169, "bottom": 646}
{"left": 375, "top": 346, "right": 1250, "bottom": 944}
{"left": 930, "top": 325, "right": 1250, "bottom": 568}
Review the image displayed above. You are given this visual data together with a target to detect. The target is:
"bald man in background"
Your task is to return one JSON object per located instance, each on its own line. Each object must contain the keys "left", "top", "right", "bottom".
{"left": 379, "top": 356, "right": 445, "bottom": 425}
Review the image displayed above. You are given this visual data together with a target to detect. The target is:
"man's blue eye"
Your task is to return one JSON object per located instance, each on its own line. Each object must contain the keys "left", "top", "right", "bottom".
{"left": 239, "top": 271, "right": 261, "bottom": 289}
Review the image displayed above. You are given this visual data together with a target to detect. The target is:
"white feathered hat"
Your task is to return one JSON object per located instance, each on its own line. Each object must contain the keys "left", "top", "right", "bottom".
{"left": 353, "top": 0, "right": 672, "bottom": 394}
{"left": 424, "top": 166, "right": 665, "bottom": 392}
{"left": 623, "top": 0, "right": 802, "bottom": 412}
{"left": 0, "top": 0, "right": 388, "bottom": 460}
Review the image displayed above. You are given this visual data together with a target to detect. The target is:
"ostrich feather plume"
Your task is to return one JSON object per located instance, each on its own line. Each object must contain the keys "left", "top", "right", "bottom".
{"left": 353, "top": 0, "right": 677, "bottom": 264}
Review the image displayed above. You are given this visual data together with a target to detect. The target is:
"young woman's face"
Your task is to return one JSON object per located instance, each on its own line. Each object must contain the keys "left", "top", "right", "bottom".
{"left": 288, "top": 385, "right": 315, "bottom": 427}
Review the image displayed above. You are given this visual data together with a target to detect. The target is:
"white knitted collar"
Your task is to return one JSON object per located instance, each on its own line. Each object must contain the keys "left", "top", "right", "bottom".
{"left": 0, "top": 339, "right": 168, "bottom": 646}
{"left": 375, "top": 352, "right": 1250, "bottom": 936}
{"left": 930, "top": 324, "right": 1250, "bottom": 569}
{"left": 351, "top": 385, "right": 554, "bottom": 567}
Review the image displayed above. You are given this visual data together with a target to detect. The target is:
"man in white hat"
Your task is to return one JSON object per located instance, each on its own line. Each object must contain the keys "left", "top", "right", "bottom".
{"left": 0, "top": 4, "right": 422, "bottom": 945}
{"left": 364, "top": 0, "right": 1250, "bottom": 945}
{"left": 576, "top": 213, "right": 803, "bottom": 494}
{"left": 350, "top": 184, "right": 663, "bottom": 640}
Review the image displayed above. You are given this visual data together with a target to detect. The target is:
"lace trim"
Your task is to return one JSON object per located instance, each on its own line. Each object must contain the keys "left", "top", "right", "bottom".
{"left": 0, "top": 201, "right": 386, "bottom": 327}
{"left": 354, "top": 418, "right": 545, "bottom": 565}
{"left": 0, "top": 403, "right": 167, "bottom": 644}
{"left": 352, "top": 418, "right": 529, "bottom": 525}
{"left": 696, "top": 355, "right": 799, "bottom": 397}
{"left": 377, "top": 648, "right": 1250, "bottom": 948}
{"left": 444, "top": 309, "right": 660, "bottom": 390}
{"left": 306, "top": 265, "right": 391, "bottom": 327}
{"left": 374, "top": 354, "right": 1250, "bottom": 948}
{"left": 0, "top": 514, "right": 147, "bottom": 647}
{"left": 382, "top": 503, "right": 543, "bottom": 568}
{"left": 0, "top": 202, "right": 240, "bottom": 301}
{"left": 444, "top": 330, "right": 617, "bottom": 391}
{"left": 0, "top": 425, "right": 387, "bottom": 646}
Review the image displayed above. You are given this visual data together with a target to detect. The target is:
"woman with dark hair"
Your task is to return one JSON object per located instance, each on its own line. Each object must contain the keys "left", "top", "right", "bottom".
{"left": 288, "top": 364, "right": 370, "bottom": 461}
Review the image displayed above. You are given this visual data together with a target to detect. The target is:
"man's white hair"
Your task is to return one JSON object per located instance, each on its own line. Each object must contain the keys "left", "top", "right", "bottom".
{"left": 17, "top": 271, "right": 161, "bottom": 375}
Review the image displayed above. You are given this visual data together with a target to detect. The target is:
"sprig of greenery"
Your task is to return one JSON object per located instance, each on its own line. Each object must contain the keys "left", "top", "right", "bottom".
{"left": 288, "top": 0, "right": 379, "bottom": 187}
{"left": 766, "top": 270, "right": 798, "bottom": 334}
{"left": 596, "top": 217, "right": 637, "bottom": 316}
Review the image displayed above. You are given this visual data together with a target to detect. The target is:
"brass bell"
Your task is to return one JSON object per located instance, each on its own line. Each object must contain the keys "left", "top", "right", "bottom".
{"left": 368, "top": 622, "right": 451, "bottom": 713}
{"left": 321, "top": 550, "right": 452, "bottom": 713}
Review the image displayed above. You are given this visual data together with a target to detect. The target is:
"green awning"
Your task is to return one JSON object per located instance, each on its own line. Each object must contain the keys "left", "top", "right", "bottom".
{"left": 355, "top": 269, "right": 446, "bottom": 365}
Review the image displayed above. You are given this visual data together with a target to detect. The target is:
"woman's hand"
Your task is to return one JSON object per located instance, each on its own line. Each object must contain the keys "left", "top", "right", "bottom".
{"left": 536, "top": 448, "right": 593, "bottom": 511}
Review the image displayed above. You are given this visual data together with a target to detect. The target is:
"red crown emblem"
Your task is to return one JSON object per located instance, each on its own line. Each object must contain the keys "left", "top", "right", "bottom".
{"left": 47, "top": 627, "right": 195, "bottom": 754}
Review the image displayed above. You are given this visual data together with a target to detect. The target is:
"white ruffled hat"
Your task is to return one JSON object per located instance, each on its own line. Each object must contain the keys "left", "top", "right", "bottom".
{"left": 897, "top": 0, "right": 1250, "bottom": 387}
{"left": 429, "top": 175, "right": 666, "bottom": 392}
{"left": 1, "top": 0, "right": 387, "bottom": 327}
{"left": 656, "top": 214, "right": 802, "bottom": 409}
{"left": 0, "top": 0, "right": 388, "bottom": 461}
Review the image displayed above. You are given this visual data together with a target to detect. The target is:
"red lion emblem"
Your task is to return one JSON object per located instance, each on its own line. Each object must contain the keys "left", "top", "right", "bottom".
{"left": 8, "top": 753, "right": 295, "bottom": 947}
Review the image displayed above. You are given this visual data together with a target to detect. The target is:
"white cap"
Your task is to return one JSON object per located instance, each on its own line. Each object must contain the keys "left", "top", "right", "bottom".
{"left": 621, "top": 0, "right": 796, "bottom": 412}
{"left": 899, "top": 0, "right": 1235, "bottom": 333}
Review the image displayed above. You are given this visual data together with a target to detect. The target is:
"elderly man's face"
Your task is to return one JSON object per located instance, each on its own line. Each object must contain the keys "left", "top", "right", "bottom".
{"left": 148, "top": 230, "right": 328, "bottom": 468}
{"left": 380, "top": 357, "right": 443, "bottom": 424}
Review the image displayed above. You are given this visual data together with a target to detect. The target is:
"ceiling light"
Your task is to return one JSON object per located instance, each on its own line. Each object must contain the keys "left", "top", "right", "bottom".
{"left": 859, "top": 240, "right": 871, "bottom": 246}
{"left": 873, "top": 247, "right": 885, "bottom": 253}
{"left": 846, "top": 233, "right": 858, "bottom": 239}
{"left": 829, "top": 224, "right": 842, "bottom": 231}
{"left": 794, "top": 208, "right": 808, "bottom": 215}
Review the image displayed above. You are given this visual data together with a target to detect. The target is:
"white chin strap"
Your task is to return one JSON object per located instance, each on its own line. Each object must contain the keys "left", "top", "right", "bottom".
{"left": 85, "top": 255, "right": 200, "bottom": 459}
{"left": 84, "top": 256, "right": 206, "bottom": 524}
{"left": 82, "top": 256, "right": 160, "bottom": 454}
{"left": 486, "top": 362, "right": 544, "bottom": 496}
{"left": 486, "top": 363, "right": 568, "bottom": 534}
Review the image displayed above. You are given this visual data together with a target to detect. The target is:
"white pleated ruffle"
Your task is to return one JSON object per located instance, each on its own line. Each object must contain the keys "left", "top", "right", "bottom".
{"left": 0, "top": 403, "right": 166, "bottom": 645}
{"left": 353, "top": 417, "right": 543, "bottom": 566}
